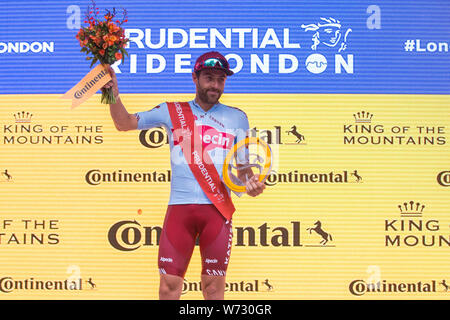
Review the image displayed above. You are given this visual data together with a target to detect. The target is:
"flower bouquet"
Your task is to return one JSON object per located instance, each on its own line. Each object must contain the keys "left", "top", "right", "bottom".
{"left": 75, "top": 0, "right": 129, "bottom": 104}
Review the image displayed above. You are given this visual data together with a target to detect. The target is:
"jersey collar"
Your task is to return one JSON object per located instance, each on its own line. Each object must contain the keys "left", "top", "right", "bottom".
{"left": 191, "top": 99, "right": 220, "bottom": 113}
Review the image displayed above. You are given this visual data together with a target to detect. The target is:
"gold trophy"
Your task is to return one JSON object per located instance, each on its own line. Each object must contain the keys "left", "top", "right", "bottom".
{"left": 222, "top": 137, "right": 273, "bottom": 192}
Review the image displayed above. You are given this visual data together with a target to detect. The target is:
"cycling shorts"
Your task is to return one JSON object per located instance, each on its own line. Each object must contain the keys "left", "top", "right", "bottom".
{"left": 158, "top": 204, "right": 233, "bottom": 278}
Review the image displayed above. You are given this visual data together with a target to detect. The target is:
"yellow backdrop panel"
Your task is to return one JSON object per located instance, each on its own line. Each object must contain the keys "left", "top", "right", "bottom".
{"left": 0, "top": 93, "right": 448, "bottom": 299}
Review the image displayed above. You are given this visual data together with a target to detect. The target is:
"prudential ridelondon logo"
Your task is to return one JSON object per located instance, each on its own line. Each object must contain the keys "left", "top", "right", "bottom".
{"left": 301, "top": 17, "right": 353, "bottom": 74}
{"left": 301, "top": 17, "right": 352, "bottom": 52}
{"left": 115, "top": 16, "right": 354, "bottom": 76}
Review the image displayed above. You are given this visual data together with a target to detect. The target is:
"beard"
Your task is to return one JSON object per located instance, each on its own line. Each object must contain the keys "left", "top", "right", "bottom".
{"left": 197, "top": 86, "right": 222, "bottom": 105}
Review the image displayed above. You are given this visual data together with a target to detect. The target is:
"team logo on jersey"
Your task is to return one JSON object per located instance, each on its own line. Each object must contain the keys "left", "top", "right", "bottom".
{"left": 172, "top": 125, "right": 235, "bottom": 151}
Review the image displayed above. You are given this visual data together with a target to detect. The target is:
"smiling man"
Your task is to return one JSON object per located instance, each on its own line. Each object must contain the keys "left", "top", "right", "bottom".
{"left": 102, "top": 51, "right": 266, "bottom": 300}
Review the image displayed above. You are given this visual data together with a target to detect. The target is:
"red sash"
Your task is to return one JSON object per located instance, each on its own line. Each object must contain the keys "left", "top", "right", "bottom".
{"left": 167, "top": 102, "right": 235, "bottom": 221}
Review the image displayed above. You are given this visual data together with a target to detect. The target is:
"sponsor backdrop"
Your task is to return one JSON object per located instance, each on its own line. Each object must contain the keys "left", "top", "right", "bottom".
{"left": 0, "top": 0, "right": 449, "bottom": 299}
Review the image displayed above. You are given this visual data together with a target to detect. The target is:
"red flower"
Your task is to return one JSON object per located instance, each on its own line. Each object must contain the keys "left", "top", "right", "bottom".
{"left": 115, "top": 52, "right": 123, "bottom": 60}
{"left": 99, "top": 49, "right": 105, "bottom": 56}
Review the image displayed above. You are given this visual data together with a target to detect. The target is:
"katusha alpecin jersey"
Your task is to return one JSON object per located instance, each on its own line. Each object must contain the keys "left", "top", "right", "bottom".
{"left": 134, "top": 100, "right": 249, "bottom": 205}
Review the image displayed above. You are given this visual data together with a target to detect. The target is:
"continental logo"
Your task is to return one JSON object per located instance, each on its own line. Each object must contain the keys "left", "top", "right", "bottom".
{"left": 108, "top": 219, "right": 335, "bottom": 251}
{"left": 384, "top": 201, "right": 450, "bottom": 247}
{"left": 73, "top": 69, "right": 108, "bottom": 100}
{"left": 265, "top": 169, "right": 362, "bottom": 186}
{"left": 437, "top": 171, "right": 450, "bottom": 187}
{"left": 343, "top": 111, "right": 447, "bottom": 145}
{"left": 0, "top": 276, "right": 97, "bottom": 293}
{"left": 349, "top": 279, "right": 443, "bottom": 296}
{"left": 0, "top": 277, "right": 82, "bottom": 293}
{"left": 85, "top": 169, "right": 171, "bottom": 185}
{"left": 182, "top": 278, "right": 274, "bottom": 295}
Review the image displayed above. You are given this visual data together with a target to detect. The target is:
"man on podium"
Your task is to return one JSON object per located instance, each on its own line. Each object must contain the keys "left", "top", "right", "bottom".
{"left": 102, "top": 51, "right": 266, "bottom": 300}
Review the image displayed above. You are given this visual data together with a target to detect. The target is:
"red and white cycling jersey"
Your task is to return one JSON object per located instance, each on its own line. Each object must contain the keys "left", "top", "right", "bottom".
{"left": 135, "top": 100, "right": 249, "bottom": 278}
{"left": 135, "top": 99, "right": 249, "bottom": 204}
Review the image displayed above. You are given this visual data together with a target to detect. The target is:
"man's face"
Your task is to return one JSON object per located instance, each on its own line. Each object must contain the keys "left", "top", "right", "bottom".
{"left": 193, "top": 69, "right": 227, "bottom": 105}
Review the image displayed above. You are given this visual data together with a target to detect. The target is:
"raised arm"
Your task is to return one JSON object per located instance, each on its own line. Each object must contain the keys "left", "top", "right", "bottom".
{"left": 102, "top": 65, "right": 138, "bottom": 131}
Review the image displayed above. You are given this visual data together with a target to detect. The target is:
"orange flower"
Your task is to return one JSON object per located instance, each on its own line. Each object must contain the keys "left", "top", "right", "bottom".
{"left": 108, "top": 23, "right": 120, "bottom": 33}
{"left": 109, "top": 34, "right": 118, "bottom": 42}
{"left": 115, "top": 52, "right": 123, "bottom": 60}
{"left": 102, "top": 42, "right": 108, "bottom": 49}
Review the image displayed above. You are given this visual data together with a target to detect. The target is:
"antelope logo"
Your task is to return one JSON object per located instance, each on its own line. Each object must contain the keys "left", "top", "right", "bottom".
{"left": 307, "top": 221, "right": 333, "bottom": 245}
{"left": 286, "top": 125, "right": 305, "bottom": 144}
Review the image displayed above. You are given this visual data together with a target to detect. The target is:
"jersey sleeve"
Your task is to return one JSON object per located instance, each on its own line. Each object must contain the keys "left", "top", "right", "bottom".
{"left": 134, "top": 102, "right": 170, "bottom": 130}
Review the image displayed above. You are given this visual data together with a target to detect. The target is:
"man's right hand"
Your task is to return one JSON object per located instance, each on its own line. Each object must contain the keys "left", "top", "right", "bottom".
{"left": 103, "top": 65, "right": 138, "bottom": 131}
{"left": 102, "top": 65, "right": 120, "bottom": 100}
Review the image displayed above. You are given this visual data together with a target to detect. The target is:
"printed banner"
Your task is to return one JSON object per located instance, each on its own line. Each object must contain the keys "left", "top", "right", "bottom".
{"left": 61, "top": 64, "right": 111, "bottom": 108}
{"left": 0, "top": 93, "right": 449, "bottom": 299}
{"left": 0, "top": 0, "right": 449, "bottom": 94}
{"left": 0, "top": 0, "right": 449, "bottom": 300}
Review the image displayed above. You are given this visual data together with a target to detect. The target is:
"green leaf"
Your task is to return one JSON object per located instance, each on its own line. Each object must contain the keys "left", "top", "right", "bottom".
{"left": 90, "top": 57, "right": 98, "bottom": 68}
{"left": 120, "top": 49, "right": 126, "bottom": 64}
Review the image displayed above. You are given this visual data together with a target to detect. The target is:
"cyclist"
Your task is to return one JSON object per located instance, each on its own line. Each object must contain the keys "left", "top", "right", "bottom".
{"left": 102, "top": 51, "right": 265, "bottom": 300}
